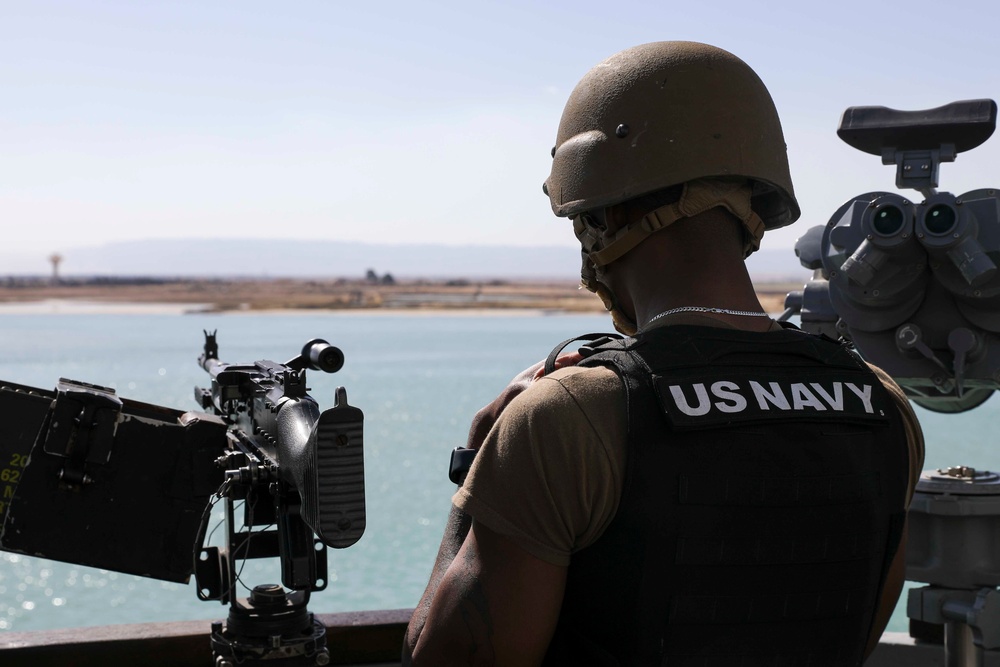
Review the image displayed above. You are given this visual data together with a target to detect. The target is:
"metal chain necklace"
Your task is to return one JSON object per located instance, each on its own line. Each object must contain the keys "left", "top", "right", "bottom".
{"left": 645, "top": 305, "right": 770, "bottom": 326}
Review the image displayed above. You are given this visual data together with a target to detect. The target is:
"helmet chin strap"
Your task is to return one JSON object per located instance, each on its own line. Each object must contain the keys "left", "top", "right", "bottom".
{"left": 573, "top": 178, "right": 763, "bottom": 337}
{"left": 588, "top": 180, "right": 765, "bottom": 270}
{"left": 597, "top": 283, "right": 639, "bottom": 336}
{"left": 579, "top": 261, "right": 638, "bottom": 336}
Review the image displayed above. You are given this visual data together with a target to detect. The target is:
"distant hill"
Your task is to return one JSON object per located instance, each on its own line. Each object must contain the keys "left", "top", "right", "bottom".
{"left": 1, "top": 239, "right": 810, "bottom": 282}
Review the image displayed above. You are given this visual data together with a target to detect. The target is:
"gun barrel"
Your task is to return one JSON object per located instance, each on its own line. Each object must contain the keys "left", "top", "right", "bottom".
{"left": 200, "top": 355, "right": 226, "bottom": 376}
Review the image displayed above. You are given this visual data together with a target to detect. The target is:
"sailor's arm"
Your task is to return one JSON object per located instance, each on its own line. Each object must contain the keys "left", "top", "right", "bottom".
{"left": 405, "top": 519, "right": 566, "bottom": 666}
{"left": 863, "top": 362, "right": 926, "bottom": 657}
{"left": 864, "top": 523, "right": 909, "bottom": 658}
{"left": 404, "top": 357, "right": 610, "bottom": 665}
{"left": 404, "top": 504, "right": 472, "bottom": 659}
{"left": 403, "top": 355, "right": 578, "bottom": 663}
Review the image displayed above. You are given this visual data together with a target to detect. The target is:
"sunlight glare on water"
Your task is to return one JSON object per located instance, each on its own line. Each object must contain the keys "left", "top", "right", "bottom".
{"left": 0, "top": 311, "right": 609, "bottom": 630}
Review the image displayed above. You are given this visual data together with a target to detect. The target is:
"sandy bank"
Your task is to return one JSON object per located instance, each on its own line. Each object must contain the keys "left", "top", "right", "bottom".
{"left": 0, "top": 278, "right": 796, "bottom": 316}
{"left": 0, "top": 299, "right": 212, "bottom": 315}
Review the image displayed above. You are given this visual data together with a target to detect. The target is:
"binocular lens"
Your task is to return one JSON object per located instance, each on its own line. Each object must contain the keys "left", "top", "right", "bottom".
{"left": 924, "top": 204, "right": 957, "bottom": 235}
{"left": 872, "top": 205, "right": 905, "bottom": 235}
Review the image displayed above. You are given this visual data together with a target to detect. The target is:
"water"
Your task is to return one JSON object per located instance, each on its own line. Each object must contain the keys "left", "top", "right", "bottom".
{"left": 1, "top": 310, "right": 998, "bottom": 636}
{"left": 0, "top": 310, "right": 609, "bottom": 631}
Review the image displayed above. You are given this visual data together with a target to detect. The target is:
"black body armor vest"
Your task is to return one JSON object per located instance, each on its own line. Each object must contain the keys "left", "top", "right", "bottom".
{"left": 543, "top": 325, "right": 909, "bottom": 667}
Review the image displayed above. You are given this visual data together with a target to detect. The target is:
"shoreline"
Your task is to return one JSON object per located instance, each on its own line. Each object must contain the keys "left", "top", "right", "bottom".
{"left": 0, "top": 299, "right": 210, "bottom": 315}
{"left": 0, "top": 299, "right": 593, "bottom": 317}
{"left": 0, "top": 278, "right": 797, "bottom": 316}
{"left": 0, "top": 299, "right": 793, "bottom": 317}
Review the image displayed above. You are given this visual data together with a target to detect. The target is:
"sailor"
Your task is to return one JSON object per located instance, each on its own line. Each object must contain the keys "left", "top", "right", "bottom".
{"left": 404, "top": 41, "right": 924, "bottom": 666}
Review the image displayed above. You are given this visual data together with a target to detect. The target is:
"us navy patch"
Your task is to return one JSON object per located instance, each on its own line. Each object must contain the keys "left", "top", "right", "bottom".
{"left": 653, "top": 368, "right": 890, "bottom": 429}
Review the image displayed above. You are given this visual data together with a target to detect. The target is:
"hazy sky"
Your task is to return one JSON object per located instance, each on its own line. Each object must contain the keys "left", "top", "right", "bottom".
{"left": 2, "top": 0, "right": 998, "bottom": 272}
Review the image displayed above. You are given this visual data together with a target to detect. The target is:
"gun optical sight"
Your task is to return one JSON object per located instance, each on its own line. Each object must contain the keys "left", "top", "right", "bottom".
{"left": 301, "top": 339, "right": 344, "bottom": 374}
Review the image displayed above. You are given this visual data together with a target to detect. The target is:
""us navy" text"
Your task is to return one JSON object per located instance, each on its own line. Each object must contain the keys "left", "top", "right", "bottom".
{"left": 667, "top": 381, "right": 874, "bottom": 417}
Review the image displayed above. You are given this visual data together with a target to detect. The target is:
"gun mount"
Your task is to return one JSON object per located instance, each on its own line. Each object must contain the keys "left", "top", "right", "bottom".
{"left": 193, "top": 332, "right": 365, "bottom": 666}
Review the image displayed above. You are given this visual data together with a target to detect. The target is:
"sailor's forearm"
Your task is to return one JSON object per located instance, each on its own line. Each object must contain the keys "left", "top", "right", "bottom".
{"left": 404, "top": 505, "right": 473, "bottom": 658}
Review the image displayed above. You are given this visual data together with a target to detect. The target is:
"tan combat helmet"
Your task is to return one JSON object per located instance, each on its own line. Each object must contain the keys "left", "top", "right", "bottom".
{"left": 543, "top": 41, "right": 800, "bottom": 332}
{"left": 544, "top": 40, "right": 799, "bottom": 229}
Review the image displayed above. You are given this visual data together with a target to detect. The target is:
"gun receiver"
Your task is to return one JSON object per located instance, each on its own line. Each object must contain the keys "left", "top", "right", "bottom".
{"left": 194, "top": 331, "right": 365, "bottom": 601}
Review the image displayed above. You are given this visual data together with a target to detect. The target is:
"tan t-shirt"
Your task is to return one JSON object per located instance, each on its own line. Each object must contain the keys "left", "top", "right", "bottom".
{"left": 453, "top": 317, "right": 925, "bottom": 567}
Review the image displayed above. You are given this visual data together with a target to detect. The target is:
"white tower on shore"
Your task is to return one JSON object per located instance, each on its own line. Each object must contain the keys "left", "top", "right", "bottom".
{"left": 49, "top": 253, "right": 63, "bottom": 284}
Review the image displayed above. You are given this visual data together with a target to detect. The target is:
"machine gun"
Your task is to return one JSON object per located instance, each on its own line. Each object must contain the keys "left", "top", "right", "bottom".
{"left": 0, "top": 333, "right": 365, "bottom": 667}
{"left": 194, "top": 331, "right": 365, "bottom": 666}
{"left": 782, "top": 98, "right": 1000, "bottom": 665}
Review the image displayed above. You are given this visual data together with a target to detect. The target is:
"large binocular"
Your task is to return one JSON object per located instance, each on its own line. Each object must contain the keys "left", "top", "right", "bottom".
{"left": 791, "top": 99, "right": 1000, "bottom": 413}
